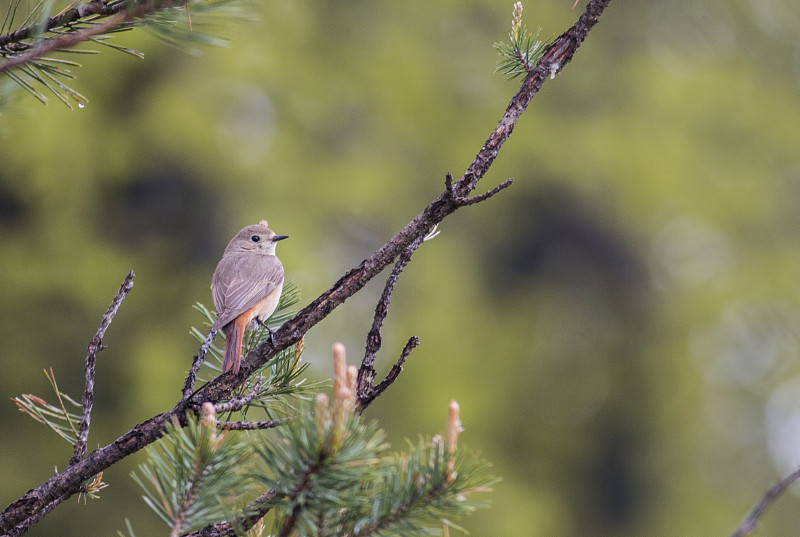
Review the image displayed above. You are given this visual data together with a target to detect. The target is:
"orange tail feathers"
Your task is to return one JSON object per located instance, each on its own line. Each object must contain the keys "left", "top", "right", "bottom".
{"left": 222, "top": 316, "right": 248, "bottom": 374}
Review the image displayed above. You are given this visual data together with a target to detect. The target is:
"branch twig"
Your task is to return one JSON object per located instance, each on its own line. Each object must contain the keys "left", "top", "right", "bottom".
{"left": 68, "top": 270, "right": 135, "bottom": 468}
{"left": 356, "top": 234, "right": 426, "bottom": 402}
{"left": 182, "top": 328, "right": 218, "bottom": 400}
{"left": 358, "top": 336, "right": 419, "bottom": 412}
{"left": 213, "top": 382, "right": 262, "bottom": 414}
{"left": 183, "top": 490, "right": 277, "bottom": 537}
{"left": 216, "top": 418, "right": 289, "bottom": 431}
{"left": 730, "top": 467, "right": 800, "bottom": 537}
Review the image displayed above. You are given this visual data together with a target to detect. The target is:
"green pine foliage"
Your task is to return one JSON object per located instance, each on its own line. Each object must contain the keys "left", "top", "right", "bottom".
{"left": 129, "top": 328, "right": 496, "bottom": 536}
{"left": 131, "top": 405, "right": 258, "bottom": 535}
{"left": 494, "top": 2, "right": 546, "bottom": 79}
{"left": 143, "top": 0, "right": 252, "bottom": 55}
{"left": 0, "top": 0, "right": 248, "bottom": 107}
{"left": 13, "top": 367, "right": 82, "bottom": 445}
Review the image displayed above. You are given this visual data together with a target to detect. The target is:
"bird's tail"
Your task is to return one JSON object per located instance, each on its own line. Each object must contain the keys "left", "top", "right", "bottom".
{"left": 222, "top": 318, "right": 246, "bottom": 374}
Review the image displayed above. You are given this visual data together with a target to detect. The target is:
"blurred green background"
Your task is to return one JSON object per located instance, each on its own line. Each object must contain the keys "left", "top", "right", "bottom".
{"left": 2, "top": 0, "right": 800, "bottom": 535}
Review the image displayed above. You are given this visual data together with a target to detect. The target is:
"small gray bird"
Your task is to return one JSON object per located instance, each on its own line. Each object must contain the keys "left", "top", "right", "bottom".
{"left": 211, "top": 220, "right": 288, "bottom": 374}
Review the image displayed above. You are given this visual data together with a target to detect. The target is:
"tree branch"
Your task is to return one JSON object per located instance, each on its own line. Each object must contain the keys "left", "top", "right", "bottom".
{"left": 358, "top": 335, "right": 419, "bottom": 412}
{"left": 0, "top": 1, "right": 125, "bottom": 49}
{"left": 0, "top": 0, "right": 188, "bottom": 75}
{"left": 212, "top": 382, "right": 262, "bottom": 414}
{"left": 182, "top": 328, "right": 218, "bottom": 400}
{"left": 0, "top": 13, "right": 125, "bottom": 75}
{"left": 730, "top": 467, "right": 800, "bottom": 537}
{"left": 216, "top": 418, "right": 288, "bottom": 431}
{"left": 69, "top": 270, "right": 135, "bottom": 468}
{"left": 0, "top": 1, "right": 612, "bottom": 533}
{"left": 356, "top": 234, "right": 426, "bottom": 401}
{"left": 183, "top": 490, "right": 277, "bottom": 537}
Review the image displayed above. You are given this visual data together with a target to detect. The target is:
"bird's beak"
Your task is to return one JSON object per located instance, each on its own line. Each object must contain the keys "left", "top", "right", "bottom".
{"left": 272, "top": 235, "right": 289, "bottom": 242}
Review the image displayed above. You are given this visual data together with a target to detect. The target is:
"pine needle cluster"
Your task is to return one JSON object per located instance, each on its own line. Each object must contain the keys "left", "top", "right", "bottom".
{"left": 13, "top": 367, "right": 83, "bottom": 444}
{"left": 494, "top": 2, "right": 546, "bottom": 79}
{"left": 131, "top": 403, "right": 257, "bottom": 536}
{"left": 0, "top": 0, "right": 248, "bottom": 107}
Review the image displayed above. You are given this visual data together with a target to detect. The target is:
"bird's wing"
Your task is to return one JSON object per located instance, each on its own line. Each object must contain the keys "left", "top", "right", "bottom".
{"left": 212, "top": 252, "right": 284, "bottom": 330}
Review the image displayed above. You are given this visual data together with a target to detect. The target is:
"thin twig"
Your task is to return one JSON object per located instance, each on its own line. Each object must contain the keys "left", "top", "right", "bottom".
{"left": 444, "top": 172, "right": 514, "bottom": 206}
{"left": 277, "top": 456, "right": 324, "bottom": 537}
{"left": 217, "top": 418, "right": 289, "bottom": 431}
{"left": 213, "top": 381, "right": 262, "bottom": 414}
{"left": 183, "top": 490, "right": 278, "bottom": 537}
{"left": 357, "top": 235, "right": 426, "bottom": 399}
{"left": 358, "top": 336, "right": 419, "bottom": 412}
{"left": 456, "top": 178, "right": 514, "bottom": 206}
{"left": 730, "top": 467, "right": 800, "bottom": 537}
{"left": 68, "top": 270, "right": 134, "bottom": 468}
{"left": 182, "top": 328, "right": 218, "bottom": 400}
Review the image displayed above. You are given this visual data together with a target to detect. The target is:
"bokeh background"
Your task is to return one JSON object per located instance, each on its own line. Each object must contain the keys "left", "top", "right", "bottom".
{"left": 2, "top": 0, "right": 800, "bottom": 535}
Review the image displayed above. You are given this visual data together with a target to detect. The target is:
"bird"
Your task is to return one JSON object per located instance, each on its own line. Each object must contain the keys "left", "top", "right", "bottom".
{"left": 211, "top": 220, "right": 288, "bottom": 374}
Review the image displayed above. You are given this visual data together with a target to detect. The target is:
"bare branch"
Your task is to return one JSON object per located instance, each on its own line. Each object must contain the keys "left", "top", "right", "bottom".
{"left": 358, "top": 336, "right": 419, "bottom": 412}
{"left": 453, "top": 178, "right": 515, "bottom": 206}
{"left": 730, "top": 467, "right": 800, "bottom": 537}
{"left": 213, "top": 381, "right": 263, "bottom": 414}
{"left": 69, "top": 270, "right": 135, "bottom": 468}
{"left": 357, "top": 234, "right": 426, "bottom": 400}
{"left": 217, "top": 418, "right": 289, "bottom": 431}
{"left": 183, "top": 490, "right": 278, "bottom": 537}
{"left": 182, "top": 328, "right": 218, "bottom": 400}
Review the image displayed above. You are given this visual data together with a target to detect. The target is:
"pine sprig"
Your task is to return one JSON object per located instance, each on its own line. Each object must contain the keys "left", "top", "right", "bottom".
{"left": 13, "top": 367, "right": 82, "bottom": 444}
{"left": 143, "top": 0, "right": 251, "bottom": 55}
{"left": 253, "top": 346, "right": 496, "bottom": 537}
{"left": 0, "top": 0, "right": 249, "bottom": 107}
{"left": 350, "top": 436, "right": 497, "bottom": 537}
{"left": 494, "top": 2, "right": 545, "bottom": 79}
{"left": 131, "top": 403, "right": 257, "bottom": 536}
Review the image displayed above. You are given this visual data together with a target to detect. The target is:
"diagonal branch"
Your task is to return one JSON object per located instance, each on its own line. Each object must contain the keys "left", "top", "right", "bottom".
{"left": 68, "top": 270, "right": 135, "bottom": 468}
{"left": 729, "top": 467, "right": 800, "bottom": 537}
{"left": 183, "top": 490, "right": 277, "bottom": 537}
{"left": 0, "top": 2, "right": 612, "bottom": 533}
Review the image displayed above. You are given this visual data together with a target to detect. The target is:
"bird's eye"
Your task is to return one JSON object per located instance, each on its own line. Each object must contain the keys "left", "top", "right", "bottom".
{"left": 251, "top": 235, "right": 261, "bottom": 243}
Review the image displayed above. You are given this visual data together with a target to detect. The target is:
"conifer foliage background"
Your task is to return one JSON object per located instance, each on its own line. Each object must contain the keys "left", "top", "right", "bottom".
{"left": 2, "top": 0, "right": 800, "bottom": 536}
